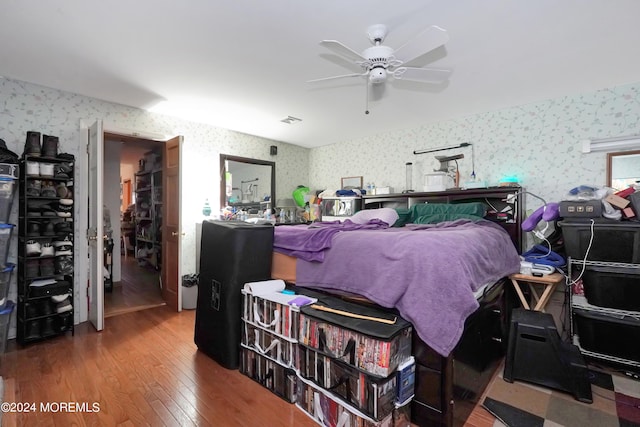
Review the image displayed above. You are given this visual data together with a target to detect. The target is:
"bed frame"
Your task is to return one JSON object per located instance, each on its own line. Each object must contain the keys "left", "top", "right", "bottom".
{"left": 355, "top": 186, "right": 524, "bottom": 426}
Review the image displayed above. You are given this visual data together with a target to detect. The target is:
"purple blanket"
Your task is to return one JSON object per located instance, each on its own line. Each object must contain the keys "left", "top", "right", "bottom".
{"left": 273, "top": 219, "right": 389, "bottom": 262}
{"left": 295, "top": 220, "right": 521, "bottom": 357}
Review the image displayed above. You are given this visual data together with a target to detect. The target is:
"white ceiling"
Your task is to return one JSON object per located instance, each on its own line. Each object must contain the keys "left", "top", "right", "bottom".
{"left": 2, "top": 1, "right": 640, "bottom": 149}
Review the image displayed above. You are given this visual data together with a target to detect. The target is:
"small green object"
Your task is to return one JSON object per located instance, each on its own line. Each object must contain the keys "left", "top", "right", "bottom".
{"left": 292, "top": 185, "right": 309, "bottom": 208}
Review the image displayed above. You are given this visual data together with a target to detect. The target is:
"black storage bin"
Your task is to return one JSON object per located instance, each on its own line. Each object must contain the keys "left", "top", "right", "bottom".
{"left": 559, "top": 220, "right": 640, "bottom": 263}
{"left": 240, "top": 346, "right": 297, "bottom": 402}
{"left": 299, "top": 294, "right": 412, "bottom": 378}
{"left": 297, "top": 344, "right": 398, "bottom": 421}
{"left": 195, "top": 220, "right": 274, "bottom": 369}
{"left": 573, "top": 308, "right": 640, "bottom": 362}
{"left": 582, "top": 266, "right": 640, "bottom": 311}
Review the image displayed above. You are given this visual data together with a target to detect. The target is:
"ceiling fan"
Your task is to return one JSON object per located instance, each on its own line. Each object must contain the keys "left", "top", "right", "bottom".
{"left": 309, "top": 24, "right": 452, "bottom": 112}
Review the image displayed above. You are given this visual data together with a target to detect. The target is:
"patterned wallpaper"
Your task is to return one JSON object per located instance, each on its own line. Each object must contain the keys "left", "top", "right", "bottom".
{"left": 2, "top": 75, "right": 639, "bottom": 332}
{"left": 309, "top": 83, "right": 640, "bottom": 208}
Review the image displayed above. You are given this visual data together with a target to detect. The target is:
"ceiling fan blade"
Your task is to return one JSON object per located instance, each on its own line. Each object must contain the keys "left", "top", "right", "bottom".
{"left": 319, "top": 40, "right": 366, "bottom": 62}
{"left": 392, "top": 67, "right": 452, "bottom": 83}
{"left": 393, "top": 26, "right": 449, "bottom": 65}
{"left": 307, "top": 72, "right": 368, "bottom": 83}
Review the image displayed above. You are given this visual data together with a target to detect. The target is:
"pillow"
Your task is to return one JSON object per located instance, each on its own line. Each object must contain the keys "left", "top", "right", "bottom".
{"left": 410, "top": 202, "right": 486, "bottom": 224}
{"left": 413, "top": 213, "right": 485, "bottom": 224}
{"left": 349, "top": 208, "right": 399, "bottom": 226}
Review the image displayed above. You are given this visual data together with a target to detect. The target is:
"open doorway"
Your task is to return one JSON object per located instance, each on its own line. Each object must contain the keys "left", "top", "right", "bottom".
{"left": 103, "top": 133, "right": 165, "bottom": 317}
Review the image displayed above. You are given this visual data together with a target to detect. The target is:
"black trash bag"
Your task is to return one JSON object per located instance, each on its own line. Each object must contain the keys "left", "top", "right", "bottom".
{"left": 0, "top": 138, "right": 19, "bottom": 164}
{"left": 182, "top": 273, "right": 199, "bottom": 288}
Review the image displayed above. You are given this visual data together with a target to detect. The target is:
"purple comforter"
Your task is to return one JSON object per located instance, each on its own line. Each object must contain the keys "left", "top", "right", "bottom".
{"left": 273, "top": 219, "right": 390, "bottom": 262}
{"left": 293, "top": 220, "right": 521, "bottom": 357}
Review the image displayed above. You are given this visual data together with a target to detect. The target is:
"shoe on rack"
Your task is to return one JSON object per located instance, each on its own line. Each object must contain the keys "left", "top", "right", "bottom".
{"left": 55, "top": 297, "right": 72, "bottom": 314}
{"left": 51, "top": 293, "right": 70, "bottom": 303}
{"left": 53, "top": 237, "right": 73, "bottom": 256}
{"left": 26, "top": 161, "right": 40, "bottom": 177}
{"left": 26, "top": 259, "right": 40, "bottom": 278}
{"left": 56, "top": 312, "right": 72, "bottom": 332}
{"left": 26, "top": 179, "right": 42, "bottom": 197}
{"left": 41, "top": 317, "right": 55, "bottom": 336}
{"left": 41, "top": 221, "right": 56, "bottom": 237}
{"left": 40, "top": 203, "right": 58, "bottom": 218}
{"left": 25, "top": 320, "right": 41, "bottom": 340}
{"left": 26, "top": 240, "right": 42, "bottom": 256}
{"left": 56, "top": 182, "right": 69, "bottom": 198}
{"left": 54, "top": 163, "right": 72, "bottom": 179}
{"left": 41, "top": 135, "right": 58, "bottom": 158}
{"left": 27, "top": 221, "right": 41, "bottom": 237}
{"left": 65, "top": 182, "right": 74, "bottom": 199}
{"left": 25, "top": 302, "right": 38, "bottom": 319}
{"left": 40, "top": 241, "right": 55, "bottom": 257}
{"left": 39, "top": 300, "right": 54, "bottom": 316}
{"left": 55, "top": 199, "right": 73, "bottom": 218}
{"left": 40, "top": 258, "right": 55, "bottom": 276}
{"left": 54, "top": 221, "right": 73, "bottom": 236}
{"left": 39, "top": 163, "right": 54, "bottom": 178}
{"left": 54, "top": 255, "right": 73, "bottom": 275}
{"left": 24, "top": 131, "right": 41, "bottom": 157}
{"left": 40, "top": 180, "right": 57, "bottom": 198}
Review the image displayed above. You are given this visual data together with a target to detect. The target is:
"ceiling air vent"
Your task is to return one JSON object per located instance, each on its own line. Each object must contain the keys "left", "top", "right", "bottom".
{"left": 280, "top": 116, "right": 302, "bottom": 124}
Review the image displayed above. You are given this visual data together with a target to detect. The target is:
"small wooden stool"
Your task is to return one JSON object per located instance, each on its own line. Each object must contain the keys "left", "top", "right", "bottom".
{"left": 509, "top": 272, "right": 565, "bottom": 312}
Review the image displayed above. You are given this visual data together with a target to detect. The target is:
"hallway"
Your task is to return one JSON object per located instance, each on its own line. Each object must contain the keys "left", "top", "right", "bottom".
{"left": 104, "top": 255, "right": 165, "bottom": 318}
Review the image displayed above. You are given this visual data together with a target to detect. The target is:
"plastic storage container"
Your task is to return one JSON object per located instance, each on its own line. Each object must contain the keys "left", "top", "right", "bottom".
{"left": 573, "top": 308, "right": 640, "bottom": 362}
{"left": 582, "top": 266, "right": 640, "bottom": 311}
{"left": 559, "top": 220, "right": 640, "bottom": 263}
{"left": 0, "top": 223, "right": 15, "bottom": 266}
{"left": 0, "top": 177, "right": 17, "bottom": 224}
{"left": 0, "top": 263, "right": 15, "bottom": 309}
{"left": 0, "top": 300, "right": 14, "bottom": 353}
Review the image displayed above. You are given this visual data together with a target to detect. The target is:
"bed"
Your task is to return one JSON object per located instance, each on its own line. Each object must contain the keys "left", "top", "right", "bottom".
{"left": 271, "top": 186, "right": 525, "bottom": 426}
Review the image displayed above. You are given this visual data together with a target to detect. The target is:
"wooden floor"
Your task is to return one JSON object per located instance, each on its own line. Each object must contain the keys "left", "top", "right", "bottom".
{"left": 104, "top": 255, "right": 165, "bottom": 318}
{"left": 0, "top": 305, "right": 498, "bottom": 427}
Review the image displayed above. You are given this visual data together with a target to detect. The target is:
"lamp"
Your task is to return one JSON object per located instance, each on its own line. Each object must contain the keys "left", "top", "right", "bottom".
{"left": 581, "top": 135, "right": 640, "bottom": 153}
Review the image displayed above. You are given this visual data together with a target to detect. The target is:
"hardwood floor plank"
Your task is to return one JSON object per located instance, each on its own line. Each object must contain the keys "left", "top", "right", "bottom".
{"left": 105, "top": 256, "right": 165, "bottom": 318}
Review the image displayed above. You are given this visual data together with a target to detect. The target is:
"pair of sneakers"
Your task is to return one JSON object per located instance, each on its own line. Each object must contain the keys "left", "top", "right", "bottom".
{"left": 26, "top": 180, "right": 58, "bottom": 198}
{"left": 54, "top": 236, "right": 73, "bottom": 256}
{"left": 52, "top": 293, "right": 72, "bottom": 313}
{"left": 27, "top": 200, "right": 72, "bottom": 218}
{"left": 26, "top": 257, "right": 55, "bottom": 277}
{"left": 25, "top": 240, "right": 55, "bottom": 257}
{"left": 25, "top": 161, "right": 54, "bottom": 177}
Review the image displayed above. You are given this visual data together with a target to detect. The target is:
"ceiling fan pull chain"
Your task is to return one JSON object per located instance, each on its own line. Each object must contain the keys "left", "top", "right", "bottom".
{"left": 365, "top": 83, "right": 370, "bottom": 115}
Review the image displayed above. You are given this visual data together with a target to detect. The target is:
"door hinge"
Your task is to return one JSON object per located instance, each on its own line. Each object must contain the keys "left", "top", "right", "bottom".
{"left": 87, "top": 228, "right": 97, "bottom": 241}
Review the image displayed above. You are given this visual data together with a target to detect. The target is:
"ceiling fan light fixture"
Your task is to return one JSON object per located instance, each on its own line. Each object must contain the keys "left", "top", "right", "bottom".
{"left": 369, "top": 67, "right": 387, "bottom": 84}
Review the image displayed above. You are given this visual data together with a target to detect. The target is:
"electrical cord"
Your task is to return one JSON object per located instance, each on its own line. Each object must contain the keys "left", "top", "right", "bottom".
{"left": 484, "top": 197, "right": 499, "bottom": 213}
{"left": 567, "top": 219, "right": 595, "bottom": 286}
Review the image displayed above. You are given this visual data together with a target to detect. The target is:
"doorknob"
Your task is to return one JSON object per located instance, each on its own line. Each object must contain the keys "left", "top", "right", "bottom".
{"left": 171, "top": 232, "right": 185, "bottom": 236}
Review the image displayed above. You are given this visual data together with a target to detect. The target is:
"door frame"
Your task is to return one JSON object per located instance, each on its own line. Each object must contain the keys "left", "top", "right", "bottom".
{"left": 79, "top": 121, "right": 182, "bottom": 326}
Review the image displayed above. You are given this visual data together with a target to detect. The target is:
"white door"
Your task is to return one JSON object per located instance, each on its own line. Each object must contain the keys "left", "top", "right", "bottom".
{"left": 88, "top": 120, "right": 104, "bottom": 331}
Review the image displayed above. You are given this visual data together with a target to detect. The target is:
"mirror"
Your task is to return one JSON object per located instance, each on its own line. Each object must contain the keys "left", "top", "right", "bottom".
{"left": 607, "top": 150, "right": 640, "bottom": 191}
{"left": 220, "top": 154, "right": 275, "bottom": 212}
